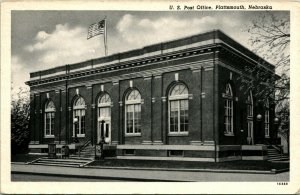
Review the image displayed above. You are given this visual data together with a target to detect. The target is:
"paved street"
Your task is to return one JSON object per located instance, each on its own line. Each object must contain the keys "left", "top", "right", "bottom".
{"left": 11, "top": 164, "right": 289, "bottom": 182}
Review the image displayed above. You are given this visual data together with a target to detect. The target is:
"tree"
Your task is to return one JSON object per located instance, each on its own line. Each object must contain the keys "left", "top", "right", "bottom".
{"left": 11, "top": 87, "right": 30, "bottom": 154}
{"left": 240, "top": 11, "right": 290, "bottom": 147}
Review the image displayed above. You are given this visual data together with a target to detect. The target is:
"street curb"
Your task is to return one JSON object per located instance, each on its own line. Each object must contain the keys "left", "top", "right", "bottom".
{"left": 11, "top": 171, "right": 181, "bottom": 182}
{"left": 85, "top": 165, "right": 289, "bottom": 174}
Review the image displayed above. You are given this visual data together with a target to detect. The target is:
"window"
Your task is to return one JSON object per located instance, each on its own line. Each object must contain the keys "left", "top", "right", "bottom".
{"left": 264, "top": 99, "right": 270, "bottom": 138}
{"left": 169, "top": 83, "right": 189, "bottom": 134}
{"left": 73, "top": 97, "right": 86, "bottom": 137}
{"left": 98, "top": 93, "right": 111, "bottom": 119}
{"left": 125, "top": 89, "right": 142, "bottom": 135}
{"left": 44, "top": 100, "right": 55, "bottom": 137}
{"left": 224, "top": 84, "right": 233, "bottom": 135}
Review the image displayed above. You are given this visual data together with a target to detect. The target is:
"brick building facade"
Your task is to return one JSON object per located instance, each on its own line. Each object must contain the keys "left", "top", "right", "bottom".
{"left": 26, "top": 30, "right": 277, "bottom": 162}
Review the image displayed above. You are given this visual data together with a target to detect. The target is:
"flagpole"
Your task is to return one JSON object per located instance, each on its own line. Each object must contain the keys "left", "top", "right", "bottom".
{"left": 104, "top": 16, "right": 108, "bottom": 56}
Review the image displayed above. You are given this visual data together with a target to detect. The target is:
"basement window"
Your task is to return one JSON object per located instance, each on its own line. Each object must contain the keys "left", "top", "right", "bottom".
{"left": 124, "top": 149, "right": 135, "bottom": 155}
{"left": 169, "top": 150, "right": 184, "bottom": 157}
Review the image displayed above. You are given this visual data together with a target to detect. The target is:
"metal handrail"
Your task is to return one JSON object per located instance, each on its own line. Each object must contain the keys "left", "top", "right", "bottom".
{"left": 78, "top": 138, "right": 91, "bottom": 157}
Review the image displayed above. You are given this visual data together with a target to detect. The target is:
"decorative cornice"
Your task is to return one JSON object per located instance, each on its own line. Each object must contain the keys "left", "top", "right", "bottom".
{"left": 27, "top": 47, "right": 216, "bottom": 87}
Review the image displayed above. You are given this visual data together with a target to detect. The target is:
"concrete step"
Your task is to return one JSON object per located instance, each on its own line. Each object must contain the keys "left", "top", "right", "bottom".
{"left": 37, "top": 159, "right": 89, "bottom": 164}
{"left": 33, "top": 162, "right": 82, "bottom": 167}
{"left": 37, "top": 158, "right": 90, "bottom": 163}
{"left": 37, "top": 161, "right": 85, "bottom": 166}
{"left": 69, "top": 156, "right": 94, "bottom": 160}
{"left": 30, "top": 156, "right": 94, "bottom": 167}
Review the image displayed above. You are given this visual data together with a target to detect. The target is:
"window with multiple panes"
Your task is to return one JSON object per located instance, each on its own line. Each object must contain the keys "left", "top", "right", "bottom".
{"left": 125, "top": 90, "right": 142, "bottom": 135}
{"left": 98, "top": 93, "right": 111, "bottom": 120}
{"left": 73, "top": 97, "right": 86, "bottom": 137}
{"left": 264, "top": 99, "right": 270, "bottom": 137}
{"left": 224, "top": 84, "right": 233, "bottom": 135}
{"left": 169, "top": 84, "right": 189, "bottom": 134}
{"left": 44, "top": 100, "right": 55, "bottom": 137}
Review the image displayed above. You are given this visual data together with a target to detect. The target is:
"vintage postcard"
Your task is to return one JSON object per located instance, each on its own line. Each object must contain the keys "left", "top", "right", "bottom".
{"left": 1, "top": 0, "right": 300, "bottom": 194}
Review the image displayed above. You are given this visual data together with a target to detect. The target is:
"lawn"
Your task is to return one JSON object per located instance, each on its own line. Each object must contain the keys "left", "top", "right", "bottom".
{"left": 11, "top": 154, "right": 46, "bottom": 163}
{"left": 89, "top": 159, "right": 289, "bottom": 171}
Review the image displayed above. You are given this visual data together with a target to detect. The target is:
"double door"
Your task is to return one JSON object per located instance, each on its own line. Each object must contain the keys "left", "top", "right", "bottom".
{"left": 97, "top": 119, "right": 111, "bottom": 144}
{"left": 97, "top": 106, "right": 111, "bottom": 144}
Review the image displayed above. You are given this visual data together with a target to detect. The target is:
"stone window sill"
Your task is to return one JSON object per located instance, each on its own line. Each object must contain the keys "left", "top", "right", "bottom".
{"left": 44, "top": 135, "right": 55, "bottom": 138}
{"left": 72, "top": 134, "right": 85, "bottom": 138}
{"left": 168, "top": 132, "right": 189, "bottom": 136}
{"left": 125, "top": 133, "right": 141, "bottom": 137}
{"left": 224, "top": 133, "right": 234, "bottom": 136}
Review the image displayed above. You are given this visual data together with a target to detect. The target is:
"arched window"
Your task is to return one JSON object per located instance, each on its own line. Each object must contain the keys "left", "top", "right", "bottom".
{"left": 98, "top": 93, "right": 111, "bottom": 120}
{"left": 247, "top": 91, "right": 254, "bottom": 143}
{"left": 125, "top": 89, "right": 141, "bottom": 135}
{"left": 264, "top": 99, "right": 270, "bottom": 137}
{"left": 169, "top": 83, "right": 189, "bottom": 134}
{"left": 224, "top": 84, "right": 233, "bottom": 135}
{"left": 44, "top": 100, "right": 55, "bottom": 137}
{"left": 73, "top": 97, "right": 86, "bottom": 137}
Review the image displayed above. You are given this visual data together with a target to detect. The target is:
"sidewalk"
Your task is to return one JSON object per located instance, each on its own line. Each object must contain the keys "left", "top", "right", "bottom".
{"left": 11, "top": 164, "right": 289, "bottom": 182}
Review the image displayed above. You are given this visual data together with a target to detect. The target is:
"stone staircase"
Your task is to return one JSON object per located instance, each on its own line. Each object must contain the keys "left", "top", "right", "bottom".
{"left": 29, "top": 141, "right": 95, "bottom": 167}
{"left": 29, "top": 157, "right": 93, "bottom": 167}
{"left": 73, "top": 143, "right": 96, "bottom": 159}
{"left": 267, "top": 146, "right": 289, "bottom": 162}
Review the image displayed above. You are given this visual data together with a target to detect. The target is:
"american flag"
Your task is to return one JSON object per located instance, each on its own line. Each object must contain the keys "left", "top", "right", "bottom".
{"left": 87, "top": 19, "right": 105, "bottom": 40}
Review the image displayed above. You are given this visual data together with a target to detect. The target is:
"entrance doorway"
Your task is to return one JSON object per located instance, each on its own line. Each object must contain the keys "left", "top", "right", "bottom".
{"left": 246, "top": 91, "right": 254, "bottom": 145}
{"left": 97, "top": 119, "right": 111, "bottom": 144}
{"left": 97, "top": 93, "right": 112, "bottom": 144}
{"left": 247, "top": 120, "right": 254, "bottom": 145}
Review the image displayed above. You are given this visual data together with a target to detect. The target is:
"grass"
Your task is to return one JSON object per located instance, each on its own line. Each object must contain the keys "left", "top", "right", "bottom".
{"left": 11, "top": 154, "right": 289, "bottom": 172}
{"left": 11, "top": 154, "right": 46, "bottom": 163}
{"left": 89, "top": 159, "right": 289, "bottom": 171}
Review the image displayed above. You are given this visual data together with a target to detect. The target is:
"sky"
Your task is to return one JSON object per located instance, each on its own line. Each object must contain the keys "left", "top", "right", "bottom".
{"left": 11, "top": 11, "right": 289, "bottom": 96}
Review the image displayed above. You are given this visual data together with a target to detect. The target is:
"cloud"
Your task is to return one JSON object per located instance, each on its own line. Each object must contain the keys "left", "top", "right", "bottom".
{"left": 115, "top": 14, "right": 218, "bottom": 51}
{"left": 11, "top": 56, "right": 30, "bottom": 100}
{"left": 24, "top": 23, "right": 104, "bottom": 70}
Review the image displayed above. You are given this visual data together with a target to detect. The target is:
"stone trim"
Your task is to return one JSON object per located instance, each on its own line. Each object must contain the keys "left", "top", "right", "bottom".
{"left": 117, "top": 144, "right": 215, "bottom": 151}
{"left": 152, "top": 141, "right": 163, "bottom": 145}
{"left": 203, "top": 140, "right": 215, "bottom": 145}
{"left": 151, "top": 97, "right": 156, "bottom": 103}
{"left": 189, "top": 141, "right": 203, "bottom": 145}
{"left": 116, "top": 156, "right": 215, "bottom": 162}
{"left": 141, "top": 140, "right": 152, "bottom": 145}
